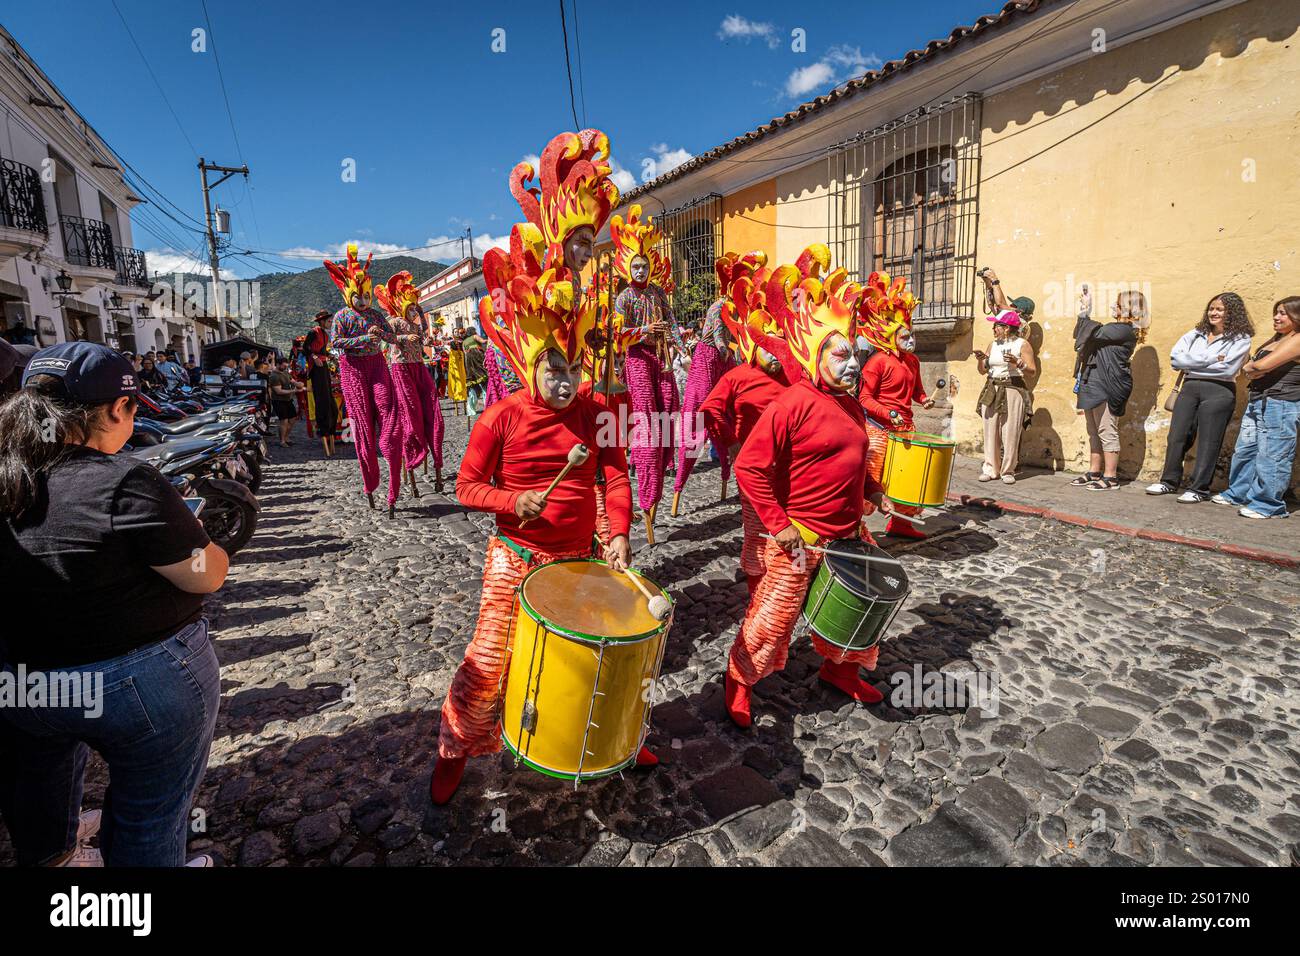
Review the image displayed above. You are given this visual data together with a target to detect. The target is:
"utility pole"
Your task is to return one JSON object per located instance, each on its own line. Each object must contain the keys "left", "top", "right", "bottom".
{"left": 198, "top": 157, "right": 249, "bottom": 340}
{"left": 465, "top": 225, "right": 473, "bottom": 264}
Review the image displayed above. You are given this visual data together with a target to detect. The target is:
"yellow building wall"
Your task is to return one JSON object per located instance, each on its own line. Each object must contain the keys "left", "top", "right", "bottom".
{"left": 775, "top": 163, "right": 834, "bottom": 264}
{"left": 722, "top": 180, "right": 777, "bottom": 258}
{"left": 959, "top": 0, "right": 1300, "bottom": 479}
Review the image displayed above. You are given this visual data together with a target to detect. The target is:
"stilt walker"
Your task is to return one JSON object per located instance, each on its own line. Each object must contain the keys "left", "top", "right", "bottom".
{"left": 726, "top": 252, "right": 896, "bottom": 728}
{"left": 577, "top": 304, "right": 640, "bottom": 548}
{"left": 431, "top": 128, "right": 655, "bottom": 805}
{"left": 612, "top": 204, "right": 681, "bottom": 544}
{"left": 857, "top": 271, "right": 930, "bottom": 540}
{"left": 375, "top": 271, "right": 445, "bottom": 495}
{"left": 325, "top": 245, "right": 404, "bottom": 515}
{"left": 671, "top": 252, "right": 766, "bottom": 516}
{"left": 700, "top": 255, "right": 796, "bottom": 596}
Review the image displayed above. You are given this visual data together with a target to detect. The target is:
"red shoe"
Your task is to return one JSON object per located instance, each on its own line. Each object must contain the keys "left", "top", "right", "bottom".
{"left": 635, "top": 745, "right": 658, "bottom": 767}
{"left": 885, "top": 516, "right": 926, "bottom": 540}
{"left": 745, "top": 573, "right": 763, "bottom": 598}
{"left": 818, "top": 659, "right": 884, "bottom": 704}
{"left": 725, "top": 672, "right": 753, "bottom": 728}
{"left": 429, "top": 755, "right": 467, "bottom": 805}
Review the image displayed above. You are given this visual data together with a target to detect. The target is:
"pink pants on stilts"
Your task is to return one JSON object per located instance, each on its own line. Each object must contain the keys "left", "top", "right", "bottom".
{"left": 390, "top": 362, "right": 444, "bottom": 471}
{"left": 339, "top": 353, "right": 402, "bottom": 504}
{"left": 624, "top": 343, "right": 680, "bottom": 514}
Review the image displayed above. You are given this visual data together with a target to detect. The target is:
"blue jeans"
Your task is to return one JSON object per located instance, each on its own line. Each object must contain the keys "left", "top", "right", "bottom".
{"left": 0, "top": 619, "right": 219, "bottom": 866}
{"left": 1222, "top": 396, "right": 1299, "bottom": 517}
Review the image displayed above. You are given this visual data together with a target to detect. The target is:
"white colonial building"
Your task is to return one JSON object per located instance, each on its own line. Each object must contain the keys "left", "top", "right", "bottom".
{"left": 0, "top": 23, "right": 203, "bottom": 358}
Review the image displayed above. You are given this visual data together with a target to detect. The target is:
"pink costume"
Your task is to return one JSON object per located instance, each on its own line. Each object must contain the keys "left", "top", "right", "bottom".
{"left": 611, "top": 205, "right": 682, "bottom": 516}
{"left": 674, "top": 299, "right": 734, "bottom": 493}
{"left": 325, "top": 245, "right": 402, "bottom": 505}
{"left": 375, "top": 271, "right": 445, "bottom": 471}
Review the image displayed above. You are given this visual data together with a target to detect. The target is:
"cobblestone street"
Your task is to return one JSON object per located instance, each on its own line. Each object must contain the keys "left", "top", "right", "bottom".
{"left": 10, "top": 404, "right": 1299, "bottom": 868}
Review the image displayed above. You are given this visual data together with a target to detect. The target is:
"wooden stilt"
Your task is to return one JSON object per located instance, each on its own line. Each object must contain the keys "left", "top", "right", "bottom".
{"left": 720, "top": 470, "right": 727, "bottom": 502}
{"left": 644, "top": 504, "right": 657, "bottom": 546}
{"left": 434, "top": 468, "right": 444, "bottom": 495}
{"left": 408, "top": 468, "right": 420, "bottom": 498}
{"left": 367, "top": 491, "right": 375, "bottom": 510}
{"left": 671, "top": 491, "right": 681, "bottom": 517}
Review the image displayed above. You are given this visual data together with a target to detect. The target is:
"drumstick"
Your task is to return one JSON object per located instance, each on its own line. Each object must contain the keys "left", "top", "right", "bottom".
{"left": 622, "top": 567, "right": 671, "bottom": 621}
{"left": 761, "top": 534, "right": 904, "bottom": 567}
{"left": 882, "top": 510, "right": 926, "bottom": 526}
{"left": 519, "top": 443, "right": 589, "bottom": 526}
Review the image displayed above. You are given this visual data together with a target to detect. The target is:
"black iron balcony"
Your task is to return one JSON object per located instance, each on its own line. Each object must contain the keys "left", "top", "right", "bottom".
{"left": 115, "top": 245, "right": 149, "bottom": 288}
{"left": 0, "top": 157, "right": 48, "bottom": 235}
{"left": 59, "top": 214, "right": 116, "bottom": 270}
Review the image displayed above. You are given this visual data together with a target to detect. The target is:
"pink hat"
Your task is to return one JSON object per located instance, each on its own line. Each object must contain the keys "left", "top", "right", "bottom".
{"left": 988, "top": 309, "right": 1022, "bottom": 328}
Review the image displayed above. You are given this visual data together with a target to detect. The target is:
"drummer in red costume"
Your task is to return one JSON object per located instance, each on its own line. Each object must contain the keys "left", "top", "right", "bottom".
{"left": 699, "top": 250, "right": 792, "bottom": 597}
{"left": 726, "top": 249, "right": 894, "bottom": 727}
{"left": 857, "top": 271, "right": 932, "bottom": 540}
{"left": 432, "top": 129, "right": 656, "bottom": 805}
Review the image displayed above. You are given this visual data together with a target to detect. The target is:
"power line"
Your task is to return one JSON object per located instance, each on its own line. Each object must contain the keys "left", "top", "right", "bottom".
{"left": 570, "top": 0, "right": 588, "bottom": 127}
{"left": 110, "top": 0, "right": 198, "bottom": 157}
{"left": 557, "top": 0, "right": 581, "bottom": 130}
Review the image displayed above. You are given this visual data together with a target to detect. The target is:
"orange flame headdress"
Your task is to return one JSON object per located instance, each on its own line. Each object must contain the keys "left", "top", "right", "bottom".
{"left": 610, "top": 204, "right": 671, "bottom": 288}
{"left": 324, "top": 244, "right": 374, "bottom": 308}
{"left": 509, "top": 129, "right": 619, "bottom": 277}
{"left": 479, "top": 224, "right": 598, "bottom": 399}
{"left": 857, "top": 271, "right": 919, "bottom": 356}
{"left": 764, "top": 244, "right": 865, "bottom": 387}
{"left": 374, "top": 271, "right": 422, "bottom": 321}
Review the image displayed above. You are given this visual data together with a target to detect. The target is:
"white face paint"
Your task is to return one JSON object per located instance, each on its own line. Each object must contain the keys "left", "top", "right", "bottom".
{"left": 351, "top": 291, "right": 371, "bottom": 311}
{"left": 630, "top": 256, "right": 650, "bottom": 286}
{"left": 818, "top": 333, "right": 860, "bottom": 392}
{"left": 898, "top": 330, "right": 916, "bottom": 353}
{"left": 565, "top": 227, "right": 595, "bottom": 275}
{"left": 535, "top": 349, "right": 582, "bottom": 409}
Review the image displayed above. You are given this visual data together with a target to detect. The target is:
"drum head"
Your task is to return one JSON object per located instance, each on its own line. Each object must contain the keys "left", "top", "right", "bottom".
{"left": 822, "top": 540, "right": 909, "bottom": 601}
{"left": 520, "top": 560, "right": 667, "bottom": 642}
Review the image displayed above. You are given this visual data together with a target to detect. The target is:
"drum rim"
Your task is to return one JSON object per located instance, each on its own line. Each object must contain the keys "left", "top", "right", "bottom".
{"left": 884, "top": 430, "right": 956, "bottom": 449}
{"left": 500, "top": 730, "right": 640, "bottom": 781}
{"left": 813, "top": 548, "right": 910, "bottom": 602}
{"left": 518, "top": 558, "right": 673, "bottom": 644}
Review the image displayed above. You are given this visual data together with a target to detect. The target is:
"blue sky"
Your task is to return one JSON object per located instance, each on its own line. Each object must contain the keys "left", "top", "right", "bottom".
{"left": 5, "top": 1, "right": 1001, "bottom": 277}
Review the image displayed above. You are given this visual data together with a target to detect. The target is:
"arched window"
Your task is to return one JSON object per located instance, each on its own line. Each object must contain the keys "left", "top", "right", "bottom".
{"left": 869, "top": 146, "right": 957, "bottom": 320}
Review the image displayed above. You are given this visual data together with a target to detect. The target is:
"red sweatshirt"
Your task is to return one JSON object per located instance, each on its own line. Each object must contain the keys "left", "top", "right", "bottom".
{"left": 859, "top": 349, "right": 927, "bottom": 430}
{"left": 456, "top": 389, "right": 632, "bottom": 553}
{"left": 576, "top": 380, "right": 632, "bottom": 448}
{"left": 699, "top": 363, "right": 787, "bottom": 450}
{"left": 735, "top": 378, "right": 883, "bottom": 540}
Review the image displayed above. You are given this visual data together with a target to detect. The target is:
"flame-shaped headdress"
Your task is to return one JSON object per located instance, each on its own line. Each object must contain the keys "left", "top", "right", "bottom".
{"left": 324, "top": 244, "right": 374, "bottom": 308}
{"left": 857, "top": 271, "right": 919, "bottom": 356}
{"left": 509, "top": 129, "right": 619, "bottom": 277}
{"left": 479, "top": 224, "right": 598, "bottom": 399}
{"left": 374, "top": 271, "right": 422, "bottom": 321}
{"left": 764, "top": 244, "right": 864, "bottom": 387}
{"left": 610, "top": 204, "right": 671, "bottom": 288}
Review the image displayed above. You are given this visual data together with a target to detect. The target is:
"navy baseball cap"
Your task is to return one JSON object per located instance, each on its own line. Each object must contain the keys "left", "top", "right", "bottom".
{"left": 22, "top": 342, "right": 138, "bottom": 402}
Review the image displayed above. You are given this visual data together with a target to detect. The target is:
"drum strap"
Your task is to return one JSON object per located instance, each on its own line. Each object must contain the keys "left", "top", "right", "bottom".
{"left": 496, "top": 533, "right": 534, "bottom": 566}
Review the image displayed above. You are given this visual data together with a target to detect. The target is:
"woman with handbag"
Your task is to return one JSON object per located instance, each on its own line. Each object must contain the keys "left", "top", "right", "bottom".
{"left": 1146, "top": 293, "right": 1253, "bottom": 501}
{"left": 974, "top": 309, "right": 1036, "bottom": 483}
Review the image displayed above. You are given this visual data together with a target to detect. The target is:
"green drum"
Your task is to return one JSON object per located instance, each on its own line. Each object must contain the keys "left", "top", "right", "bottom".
{"left": 801, "top": 540, "right": 910, "bottom": 650}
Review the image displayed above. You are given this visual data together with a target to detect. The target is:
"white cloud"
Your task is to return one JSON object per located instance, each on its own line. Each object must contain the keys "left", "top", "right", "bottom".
{"left": 784, "top": 44, "right": 881, "bottom": 99}
{"left": 144, "top": 249, "right": 249, "bottom": 280}
{"left": 718, "top": 14, "right": 778, "bottom": 49}
{"left": 609, "top": 156, "right": 637, "bottom": 194}
{"left": 639, "top": 143, "right": 694, "bottom": 183}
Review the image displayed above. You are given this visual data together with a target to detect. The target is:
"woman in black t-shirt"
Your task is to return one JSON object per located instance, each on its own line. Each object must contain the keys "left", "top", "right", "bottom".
{"left": 0, "top": 342, "right": 228, "bottom": 867}
{"left": 1071, "top": 286, "right": 1143, "bottom": 490}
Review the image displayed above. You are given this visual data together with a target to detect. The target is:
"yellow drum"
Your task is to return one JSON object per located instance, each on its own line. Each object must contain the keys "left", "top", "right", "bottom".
{"left": 501, "top": 559, "right": 672, "bottom": 782}
{"left": 881, "top": 431, "right": 955, "bottom": 507}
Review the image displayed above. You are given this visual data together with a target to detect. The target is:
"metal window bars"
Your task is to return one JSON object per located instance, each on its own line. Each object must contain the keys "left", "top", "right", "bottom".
{"left": 828, "top": 93, "right": 982, "bottom": 325}
{"left": 59, "top": 214, "right": 116, "bottom": 270}
{"left": 654, "top": 193, "right": 723, "bottom": 328}
{"left": 0, "top": 157, "right": 48, "bottom": 236}
{"left": 115, "top": 246, "right": 150, "bottom": 288}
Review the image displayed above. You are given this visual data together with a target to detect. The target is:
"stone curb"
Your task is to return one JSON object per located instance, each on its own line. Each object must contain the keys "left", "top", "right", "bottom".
{"left": 946, "top": 493, "right": 1300, "bottom": 569}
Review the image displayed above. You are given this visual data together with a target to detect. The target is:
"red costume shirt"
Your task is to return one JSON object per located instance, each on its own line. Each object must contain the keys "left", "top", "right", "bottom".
{"left": 456, "top": 390, "right": 632, "bottom": 553}
{"left": 576, "top": 380, "right": 632, "bottom": 448}
{"left": 699, "top": 364, "right": 787, "bottom": 450}
{"left": 735, "top": 378, "right": 883, "bottom": 541}
{"left": 859, "top": 349, "right": 927, "bottom": 430}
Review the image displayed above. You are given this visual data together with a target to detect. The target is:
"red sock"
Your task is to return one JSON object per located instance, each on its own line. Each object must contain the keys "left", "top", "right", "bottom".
{"left": 885, "top": 516, "right": 925, "bottom": 540}
{"left": 429, "top": 755, "right": 467, "bottom": 805}
{"left": 635, "top": 745, "right": 658, "bottom": 767}
{"left": 818, "top": 658, "right": 884, "bottom": 704}
{"left": 725, "top": 672, "right": 752, "bottom": 727}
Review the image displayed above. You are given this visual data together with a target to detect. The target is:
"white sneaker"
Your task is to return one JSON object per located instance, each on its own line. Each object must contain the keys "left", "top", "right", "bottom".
{"left": 55, "top": 846, "right": 104, "bottom": 867}
{"left": 76, "top": 809, "right": 101, "bottom": 845}
{"left": 1145, "top": 482, "right": 1175, "bottom": 495}
{"left": 184, "top": 854, "right": 214, "bottom": 867}
{"left": 1239, "top": 507, "right": 1269, "bottom": 519}
{"left": 1211, "top": 494, "right": 1237, "bottom": 505}
{"left": 1177, "top": 491, "right": 1208, "bottom": 503}
{"left": 977, "top": 473, "right": 995, "bottom": 482}
{"left": 1001, "top": 475, "right": 1016, "bottom": 484}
